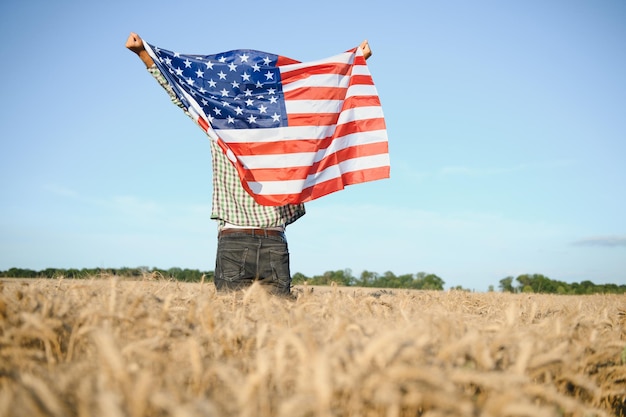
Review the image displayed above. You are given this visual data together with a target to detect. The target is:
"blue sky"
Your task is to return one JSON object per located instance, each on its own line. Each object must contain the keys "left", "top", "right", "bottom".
{"left": 1, "top": 0, "right": 624, "bottom": 290}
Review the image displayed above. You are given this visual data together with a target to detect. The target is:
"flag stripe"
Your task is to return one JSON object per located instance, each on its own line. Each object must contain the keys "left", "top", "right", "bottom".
{"left": 280, "top": 58, "right": 353, "bottom": 83}
{"left": 227, "top": 118, "right": 387, "bottom": 156}
{"left": 283, "top": 86, "right": 347, "bottom": 101}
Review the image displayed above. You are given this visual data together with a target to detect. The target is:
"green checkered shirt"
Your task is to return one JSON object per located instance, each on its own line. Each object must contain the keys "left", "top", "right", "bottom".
{"left": 148, "top": 66, "right": 305, "bottom": 228}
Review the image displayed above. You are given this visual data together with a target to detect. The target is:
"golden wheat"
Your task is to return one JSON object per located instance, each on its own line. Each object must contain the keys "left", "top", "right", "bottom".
{"left": 0, "top": 277, "right": 624, "bottom": 417}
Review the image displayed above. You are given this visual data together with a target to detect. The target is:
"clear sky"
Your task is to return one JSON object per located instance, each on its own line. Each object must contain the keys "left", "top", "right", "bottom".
{"left": 1, "top": 0, "right": 624, "bottom": 291}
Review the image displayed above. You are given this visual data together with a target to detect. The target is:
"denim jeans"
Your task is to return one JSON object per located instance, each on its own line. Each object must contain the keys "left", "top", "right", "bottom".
{"left": 214, "top": 232, "right": 292, "bottom": 295}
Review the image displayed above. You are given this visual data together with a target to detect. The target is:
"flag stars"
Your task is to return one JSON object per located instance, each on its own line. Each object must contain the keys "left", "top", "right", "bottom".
{"left": 153, "top": 47, "right": 286, "bottom": 130}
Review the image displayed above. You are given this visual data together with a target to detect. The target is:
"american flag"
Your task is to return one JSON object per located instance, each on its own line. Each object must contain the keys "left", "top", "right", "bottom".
{"left": 144, "top": 40, "right": 390, "bottom": 206}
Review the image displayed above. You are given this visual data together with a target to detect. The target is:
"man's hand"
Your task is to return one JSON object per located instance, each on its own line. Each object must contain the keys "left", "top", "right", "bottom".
{"left": 125, "top": 32, "right": 144, "bottom": 54}
{"left": 360, "top": 40, "right": 372, "bottom": 60}
{"left": 126, "top": 32, "right": 154, "bottom": 68}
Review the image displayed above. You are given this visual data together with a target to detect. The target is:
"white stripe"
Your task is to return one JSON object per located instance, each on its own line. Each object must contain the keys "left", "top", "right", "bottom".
{"left": 247, "top": 153, "right": 389, "bottom": 195}
{"left": 284, "top": 99, "right": 343, "bottom": 114}
{"left": 337, "top": 106, "right": 385, "bottom": 124}
{"left": 351, "top": 65, "right": 372, "bottom": 76}
{"left": 216, "top": 125, "right": 330, "bottom": 143}
{"left": 346, "top": 84, "right": 379, "bottom": 97}
{"left": 282, "top": 73, "right": 351, "bottom": 91}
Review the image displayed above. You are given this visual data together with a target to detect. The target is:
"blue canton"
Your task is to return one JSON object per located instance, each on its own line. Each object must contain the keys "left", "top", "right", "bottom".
{"left": 149, "top": 44, "right": 288, "bottom": 130}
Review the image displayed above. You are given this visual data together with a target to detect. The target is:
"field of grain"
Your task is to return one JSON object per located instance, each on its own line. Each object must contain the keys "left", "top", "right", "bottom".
{"left": 0, "top": 277, "right": 624, "bottom": 417}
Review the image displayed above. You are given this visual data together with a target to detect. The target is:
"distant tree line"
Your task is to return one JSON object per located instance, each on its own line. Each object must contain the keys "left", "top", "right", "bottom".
{"left": 498, "top": 273, "right": 625, "bottom": 295}
{"left": 0, "top": 267, "right": 213, "bottom": 283}
{"left": 0, "top": 268, "right": 623, "bottom": 294}
{"left": 292, "top": 269, "right": 447, "bottom": 290}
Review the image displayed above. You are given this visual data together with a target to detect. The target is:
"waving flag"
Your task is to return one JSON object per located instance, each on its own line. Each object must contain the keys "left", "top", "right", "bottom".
{"left": 144, "top": 40, "right": 390, "bottom": 206}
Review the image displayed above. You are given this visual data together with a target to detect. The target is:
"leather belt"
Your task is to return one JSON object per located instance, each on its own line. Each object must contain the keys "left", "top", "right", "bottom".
{"left": 218, "top": 228, "right": 284, "bottom": 238}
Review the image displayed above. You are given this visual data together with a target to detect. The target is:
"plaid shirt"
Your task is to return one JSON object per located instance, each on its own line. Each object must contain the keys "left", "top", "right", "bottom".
{"left": 148, "top": 66, "right": 305, "bottom": 228}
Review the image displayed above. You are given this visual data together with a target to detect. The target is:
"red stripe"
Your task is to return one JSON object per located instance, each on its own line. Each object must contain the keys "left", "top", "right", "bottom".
{"left": 239, "top": 141, "right": 389, "bottom": 182}
{"left": 280, "top": 62, "right": 352, "bottom": 85}
{"left": 353, "top": 55, "right": 368, "bottom": 66}
{"left": 286, "top": 112, "right": 339, "bottom": 126}
{"left": 333, "top": 117, "right": 386, "bottom": 138}
{"left": 197, "top": 116, "right": 209, "bottom": 132}
{"left": 341, "top": 95, "right": 381, "bottom": 110}
{"left": 350, "top": 74, "right": 374, "bottom": 86}
{"left": 276, "top": 55, "right": 300, "bottom": 66}
{"left": 228, "top": 138, "right": 334, "bottom": 156}
{"left": 284, "top": 86, "right": 346, "bottom": 101}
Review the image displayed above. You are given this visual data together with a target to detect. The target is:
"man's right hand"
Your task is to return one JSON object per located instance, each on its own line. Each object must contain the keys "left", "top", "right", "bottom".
{"left": 126, "top": 32, "right": 154, "bottom": 68}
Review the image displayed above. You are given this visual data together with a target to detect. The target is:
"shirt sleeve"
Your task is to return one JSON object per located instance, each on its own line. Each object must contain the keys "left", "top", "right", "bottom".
{"left": 147, "top": 64, "right": 193, "bottom": 120}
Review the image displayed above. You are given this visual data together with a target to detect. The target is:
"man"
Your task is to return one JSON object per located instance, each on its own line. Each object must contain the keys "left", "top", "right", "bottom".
{"left": 125, "top": 33, "right": 372, "bottom": 296}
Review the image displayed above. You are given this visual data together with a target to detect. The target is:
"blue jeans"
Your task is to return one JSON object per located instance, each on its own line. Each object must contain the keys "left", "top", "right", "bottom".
{"left": 214, "top": 232, "right": 292, "bottom": 295}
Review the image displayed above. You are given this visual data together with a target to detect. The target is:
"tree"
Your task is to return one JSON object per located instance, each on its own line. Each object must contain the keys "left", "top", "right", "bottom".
{"left": 358, "top": 270, "right": 378, "bottom": 287}
{"left": 292, "top": 272, "right": 307, "bottom": 285}
{"left": 499, "top": 276, "right": 515, "bottom": 293}
{"left": 415, "top": 273, "right": 445, "bottom": 290}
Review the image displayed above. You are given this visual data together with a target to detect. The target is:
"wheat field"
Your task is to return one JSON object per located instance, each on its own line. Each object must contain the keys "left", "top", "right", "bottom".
{"left": 0, "top": 277, "right": 624, "bottom": 417}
